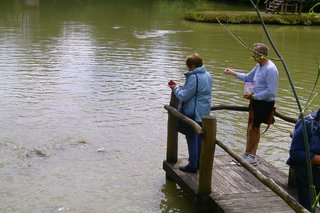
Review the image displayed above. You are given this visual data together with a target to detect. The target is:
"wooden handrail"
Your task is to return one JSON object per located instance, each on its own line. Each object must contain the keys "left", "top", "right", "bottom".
{"left": 211, "top": 104, "right": 298, "bottom": 124}
{"left": 164, "top": 105, "right": 202, "bottom": 135}
{"left": 166, "top": 91, "right": 202, "bottom": 134}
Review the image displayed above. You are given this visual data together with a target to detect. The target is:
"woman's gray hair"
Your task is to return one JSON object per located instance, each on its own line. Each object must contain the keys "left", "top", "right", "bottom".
{"left": 253, "top": 43, "right": 269, "bottom": 56}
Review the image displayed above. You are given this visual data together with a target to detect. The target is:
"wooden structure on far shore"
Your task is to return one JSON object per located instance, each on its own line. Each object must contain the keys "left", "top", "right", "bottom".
{"left": 265, "top": 0, "right": 304, "bottom": 15}
{"left": 163, "top": 92, "right": 309, "bottom": 212}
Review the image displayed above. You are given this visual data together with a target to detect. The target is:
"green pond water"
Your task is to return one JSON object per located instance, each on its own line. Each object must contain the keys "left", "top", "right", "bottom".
{"left": 0, "top": 0, "right": 319, "bottom": 212}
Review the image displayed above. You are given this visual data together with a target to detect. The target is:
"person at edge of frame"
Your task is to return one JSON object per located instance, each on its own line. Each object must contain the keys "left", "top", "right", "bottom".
{"left": 287, "top": 108, "right": 320, "bottom": 211}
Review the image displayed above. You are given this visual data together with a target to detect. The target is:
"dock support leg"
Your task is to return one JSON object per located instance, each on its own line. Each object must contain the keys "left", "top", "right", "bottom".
{"left": 166, "top": 111, "right": 178, "bottom": 164}
{"left": 197, "top": 116, "right": 217, "bottom": 210}
{"left": 197, "top": 195, "right": 210, "bottom": 213}
{"left": 166, "top": 91, "right": 179, "bottom": 164}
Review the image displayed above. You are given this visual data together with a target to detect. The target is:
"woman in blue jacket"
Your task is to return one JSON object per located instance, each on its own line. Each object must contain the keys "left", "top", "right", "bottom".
{"left": 287, "top": 109, "right": 320, "bottom": 210}
{"left": 169, "top": 53, "right": 212, "bottom": 173}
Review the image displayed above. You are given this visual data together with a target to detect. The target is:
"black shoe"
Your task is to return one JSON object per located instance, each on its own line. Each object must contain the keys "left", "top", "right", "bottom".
{"left": 179, "top": 165, "right": 197, "bottom": 173}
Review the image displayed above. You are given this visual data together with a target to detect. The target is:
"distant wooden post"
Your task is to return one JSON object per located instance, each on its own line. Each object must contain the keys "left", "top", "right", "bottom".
{"left": 166, "top": 91, "right": 180, "bottom": 163}
{"left": 197, "top": 116, "right": 217, "bottom": 210}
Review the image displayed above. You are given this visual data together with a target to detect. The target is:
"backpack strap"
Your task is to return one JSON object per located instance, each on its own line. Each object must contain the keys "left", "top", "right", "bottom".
{"left": 261, "top": 107, "right": 275, "bottom": 134}
{"left": 193, "top": 74, "right": 198, "bottom": 117}
{"left": 261, "top": 124, "right": 271, "bottom": 134}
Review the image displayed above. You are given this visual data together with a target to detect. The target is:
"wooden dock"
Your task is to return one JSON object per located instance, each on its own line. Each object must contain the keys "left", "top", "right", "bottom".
{"left": 163, "top": 96, "right": 309, "bottom": 212}
{"left": 163, "top": 155, "right": 296, "bottom": 213}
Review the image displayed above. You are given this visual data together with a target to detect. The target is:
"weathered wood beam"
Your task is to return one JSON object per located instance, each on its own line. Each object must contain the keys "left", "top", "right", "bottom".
{"left": 164, "top": 105, "right": 202, "bottom": 135}
{"left": 215, "top": 139, "right": 308, "bottom": 213}
{"left": 211, "top": 104, "right": 298, "bottom": 124}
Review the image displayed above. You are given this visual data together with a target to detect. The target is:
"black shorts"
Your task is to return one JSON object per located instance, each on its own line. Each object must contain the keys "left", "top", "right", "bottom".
{"left": 251, "top": 99, "right": 275, "bottom": 128}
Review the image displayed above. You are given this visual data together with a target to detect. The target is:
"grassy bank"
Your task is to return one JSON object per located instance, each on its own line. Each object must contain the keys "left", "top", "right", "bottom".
{"left": 184, "top": 11, "right": 320, "bottom": 25}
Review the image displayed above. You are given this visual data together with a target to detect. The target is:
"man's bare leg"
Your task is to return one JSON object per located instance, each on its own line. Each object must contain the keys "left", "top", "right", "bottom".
{"left": 245, "top": 124, "right": 260, "bottom": 155}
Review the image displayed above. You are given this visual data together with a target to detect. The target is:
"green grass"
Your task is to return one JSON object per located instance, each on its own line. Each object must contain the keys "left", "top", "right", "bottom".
{"left": 184, "top": 11, "right": 320, "bottom": 25}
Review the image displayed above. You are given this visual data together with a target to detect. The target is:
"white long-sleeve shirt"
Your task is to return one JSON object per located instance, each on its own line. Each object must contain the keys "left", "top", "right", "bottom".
{"left": 236, "top": 60, "right": 279, "bottom": 102}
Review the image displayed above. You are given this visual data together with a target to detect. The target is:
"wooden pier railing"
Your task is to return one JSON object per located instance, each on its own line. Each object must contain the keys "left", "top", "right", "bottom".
{"left": 163, "top": 92, "right": 308, "bottom": 212}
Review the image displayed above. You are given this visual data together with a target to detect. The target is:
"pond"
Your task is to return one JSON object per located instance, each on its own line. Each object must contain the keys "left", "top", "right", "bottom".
{"left": 0, "top": 0, "right": 319, "bottom": 212}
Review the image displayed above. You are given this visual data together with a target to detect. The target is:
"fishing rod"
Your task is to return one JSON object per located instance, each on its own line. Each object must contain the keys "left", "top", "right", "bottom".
{"left": 211, "top": 65, "right": 248, "bottom": 73}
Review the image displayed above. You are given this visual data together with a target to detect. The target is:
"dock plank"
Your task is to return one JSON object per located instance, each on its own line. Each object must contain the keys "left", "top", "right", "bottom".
{"left": 163, "top": 154, "right": 296, "bottom": 212}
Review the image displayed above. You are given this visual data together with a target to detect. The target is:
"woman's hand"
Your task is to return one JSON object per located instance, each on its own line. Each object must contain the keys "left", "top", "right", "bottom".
{"left": 168, "top": 80, "right": 176, "bottom": 90}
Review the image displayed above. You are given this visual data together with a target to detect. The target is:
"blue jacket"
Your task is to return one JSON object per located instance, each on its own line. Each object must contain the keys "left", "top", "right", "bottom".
{"left": 173, "top": 66, "right": 212, "bottom": 123}
{"left": 287, "top": 109, "right": 320, "bottom": 166}
{"left": 236, "top": 60, "right": 279, "bottom": 102}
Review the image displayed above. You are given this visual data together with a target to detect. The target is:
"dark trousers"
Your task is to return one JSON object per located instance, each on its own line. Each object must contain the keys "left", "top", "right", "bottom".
{"left": 294, "top": 164, "right": 320, "bottom": 211}
{"left": 185, "top": 122, "right": 202, "bottom": 169}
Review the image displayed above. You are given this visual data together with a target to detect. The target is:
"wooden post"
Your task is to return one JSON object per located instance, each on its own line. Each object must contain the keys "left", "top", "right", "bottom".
{"left": 166, "top": 111, "right": 178, "bottom": 163}
{"left": 169, "top": 90, "right": 180, "bottom": 109}
{"left": 298, "top": 1, "right": 302, "bottom": 15}
{"left": 166, "top": 91, "right": 180, "bottom": 163}
{"left": 197, "top": 116, "right": 217, "bottom": 210}
{"left": 284, "top": 1, "right": 288, "bottom": 15}
{"left": 265, "top": 0, "right": 269, "bottom": 13}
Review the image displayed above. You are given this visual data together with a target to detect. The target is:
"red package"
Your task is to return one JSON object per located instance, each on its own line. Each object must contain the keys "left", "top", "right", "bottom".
{"left": 168, "top": 80, "right": 175, "bottom": 86}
